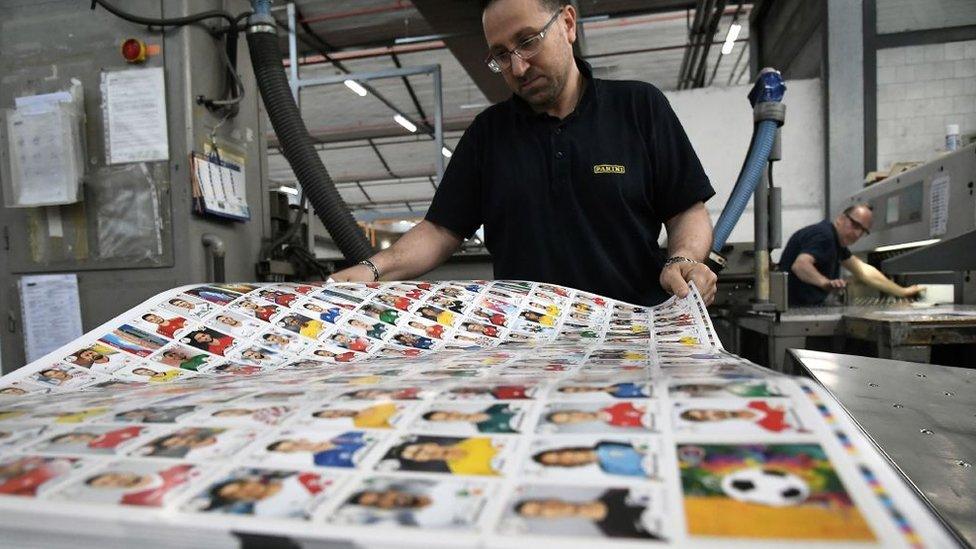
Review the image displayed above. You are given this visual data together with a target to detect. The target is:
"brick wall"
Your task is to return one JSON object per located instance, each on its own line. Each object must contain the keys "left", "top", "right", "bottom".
{"left": 876, "top": 39, "right": 976, "bottom": 170}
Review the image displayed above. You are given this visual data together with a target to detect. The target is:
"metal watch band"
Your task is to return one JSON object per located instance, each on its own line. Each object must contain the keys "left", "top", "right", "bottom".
{"left": 359, "top": 259, "right": 380, "bottom": 281}
{"left": 664, "top": 256, "right": 698, "bottom": 268}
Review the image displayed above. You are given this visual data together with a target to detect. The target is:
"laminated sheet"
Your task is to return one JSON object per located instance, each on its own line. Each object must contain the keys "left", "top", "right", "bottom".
{"left": 0, "top": 280, "right": 958, "bottom": 547}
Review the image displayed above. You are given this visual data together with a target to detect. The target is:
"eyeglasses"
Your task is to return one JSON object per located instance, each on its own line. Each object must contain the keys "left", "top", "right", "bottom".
{"left": 485, "top": 9, "right": 563, "bottom": 74}
{"left": 845, "top": 213, "right": 870, "bottom": 235}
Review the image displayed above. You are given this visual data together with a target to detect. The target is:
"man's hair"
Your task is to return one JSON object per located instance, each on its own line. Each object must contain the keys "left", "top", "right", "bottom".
{"left": 481, "top": 0, "right": 568, "bottom": 12}
{"left": 266, "top": 440, "right": 290, "bottom": 452}
{"left": 532, "top": 446, "right": 591, "bottom": 465}
{"left": 679, "top": 409, "right": 709, "bottom": 422}
{"left": 842, "top": 203, "right": 873, "bottom": 215}
{"left": 84, "top": 473, "right": 112, "bottom": 486}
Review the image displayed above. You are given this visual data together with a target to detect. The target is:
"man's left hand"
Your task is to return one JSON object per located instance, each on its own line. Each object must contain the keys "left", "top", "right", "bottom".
{"left": 660, "top": 261, "right": 717, "bottom": 305}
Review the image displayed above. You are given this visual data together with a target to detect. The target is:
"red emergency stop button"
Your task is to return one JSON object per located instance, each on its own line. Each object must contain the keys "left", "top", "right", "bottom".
{"left": 121, "top": 38, "right": 147, "bottom": 63}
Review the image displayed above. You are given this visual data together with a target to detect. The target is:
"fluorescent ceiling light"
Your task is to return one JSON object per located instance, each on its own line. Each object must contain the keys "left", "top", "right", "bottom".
{"left": 394, "top": 33, "right": 454, "bottom": 45}
{"left": 721, "top": 23, "right": 741, "bottom": 55}
{"left": 394, "top": 114, "right": 417, "bottom": 132}
{"left": 441, "top": 147, "right": 453, "bottom": 158}
{"left": 343, "top": 79, "right": 368, "bottom": 97}
{"left": 873, "top": 238, "right": 940, "bottom": 253}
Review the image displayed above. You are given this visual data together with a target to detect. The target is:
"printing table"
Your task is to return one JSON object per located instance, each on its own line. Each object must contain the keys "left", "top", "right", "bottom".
{"left": 844, "top": 306, "right": 976, "bottom": 363}
{"left": 732, "top": 304, "right": 976, "bottom": 371}
{"left": 732, "top": 306, "right": 846, "bottom": 371}
{"left": 789, "top": 349, "right": 975, "bottom": 547}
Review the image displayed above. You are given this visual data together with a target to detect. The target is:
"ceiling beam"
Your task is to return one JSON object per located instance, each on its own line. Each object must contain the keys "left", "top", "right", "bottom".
{"left": 267, "top": 116, "right": 474, "bottom": 147}
{"left": 410, "top": 0, "right": 511, "bottom": 103}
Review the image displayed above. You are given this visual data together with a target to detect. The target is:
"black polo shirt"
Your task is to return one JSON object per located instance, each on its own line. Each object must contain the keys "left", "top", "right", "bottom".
{"left": 778, "top": 219, "right": 852, "bottom": 306}
{"left": 425, "top": 58, "right": 713, "bottom": 305}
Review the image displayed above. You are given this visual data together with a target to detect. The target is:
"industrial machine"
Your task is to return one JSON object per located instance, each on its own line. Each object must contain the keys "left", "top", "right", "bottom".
{"left": 847, "top": 142, "right": 976, "bottom": 305}
{"left": 726, "top": 145, "right": 976, "bottom": 369}
{"left": 0, "top": 1, "right": 273, "bottom": 372}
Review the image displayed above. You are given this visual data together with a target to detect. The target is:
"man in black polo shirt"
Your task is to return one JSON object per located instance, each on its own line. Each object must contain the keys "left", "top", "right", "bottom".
{"left": 778, "top": 204, "right": 924, "bottom": 306}
{"left": 332, "top": 0, "right": 717, "bottom": 306}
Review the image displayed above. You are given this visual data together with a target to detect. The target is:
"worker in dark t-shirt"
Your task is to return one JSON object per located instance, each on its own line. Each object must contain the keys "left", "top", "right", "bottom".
{"left": 332, "top": 0, "right": 717, "bottom": 306}
{"left": 778, "top": 204, "right": 924, "bottom": 305}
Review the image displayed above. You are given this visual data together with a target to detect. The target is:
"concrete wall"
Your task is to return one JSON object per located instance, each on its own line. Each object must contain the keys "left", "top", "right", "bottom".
{"left": 876, "top": 40, "right": 976, "bottom": 170}
{"left": 664, "top": 79, "right": 826, "bottom": 260}
{"left": 876, "top": 0, "right": 976, "bottom": 34}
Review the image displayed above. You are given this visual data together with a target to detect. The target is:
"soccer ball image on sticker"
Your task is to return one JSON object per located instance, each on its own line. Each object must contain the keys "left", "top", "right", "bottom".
{"left": 720, "top": 467, "right": 810, "bottom": 507}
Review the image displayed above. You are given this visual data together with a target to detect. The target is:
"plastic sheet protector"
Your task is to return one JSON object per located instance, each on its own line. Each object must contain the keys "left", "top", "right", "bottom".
{"left": 0, "top": 280, "right": 957, "bottom": 547}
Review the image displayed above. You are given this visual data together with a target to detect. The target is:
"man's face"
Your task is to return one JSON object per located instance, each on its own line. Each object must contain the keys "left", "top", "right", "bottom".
{"left": 517, "top": 498, "right": 580, "bottom": 519}
{"left": 271, "top": 438, "right": 335, "bottom": 453}
{"left": 838, "top": 207, "right": 873, "bottom": 246}
{"left": 217, "top": 315, "right": 240, "bottom": 327}
{"left": 684, "top": 409, "right": 752, "bottom": 422}
{"left": 549, "top": 410, "right": 598, "bottom": 424}
{"left": 537, "top": 448, "right": 596, "bottom": 466}
{"left": 402, "top": 442, "right": 463, "bottom": 462}
{"left": 89, "top": 472, "right": 148, "bottom": 489}
{"left": 143, "top": 314, "right": 165, "bottom": 325}
{"left": 193, "top": 332, "right": 214, "bottom": 344}
{"left": 219, "top": 478, "right": 280, "bottom": 502}
{"left": 355, "top": 489, "right": 431, "bottom": 509}
{"left": 313, "top": 409, "right": 355, "bottom": 419}
{"left": 78, "top": 349, "right": 107, "bottom": 363}
{"left": 163, "top": 434, "right": 216, "bottom": 449}
{"left": 213, "top": 408, "right": 251, "bottom": 417}
{"left": 170, "top": 299, "right": 194, "bottom": 310}
{"left": 353, "top": 389, "right": 389, "bottom": 400}
{"left": 54, "top": 432, "right": 98, "bottom": 444}
{"left": 42, "top": 369, "right": 70, "bottom": 381}
{"left": 675, "top": 384, "right": 722, "bottom": 395}
{"left": 558, "top": 385, "right": 603, "bottom": 394}
{"left": 164, "top": 350, "right": 189, "bottom": 361}
{"left": 427, "top": 410, "right": 489, "bottom": 423}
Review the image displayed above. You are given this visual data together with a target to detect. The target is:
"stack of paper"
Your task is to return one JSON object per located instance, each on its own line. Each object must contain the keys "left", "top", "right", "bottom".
{"left": 0, "top": 281, "right": 955, "bottom": 547}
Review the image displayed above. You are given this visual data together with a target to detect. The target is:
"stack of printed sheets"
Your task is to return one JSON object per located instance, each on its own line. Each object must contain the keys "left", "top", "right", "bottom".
{"left": 0, "top": 280, "right": 955, "bottom": 547}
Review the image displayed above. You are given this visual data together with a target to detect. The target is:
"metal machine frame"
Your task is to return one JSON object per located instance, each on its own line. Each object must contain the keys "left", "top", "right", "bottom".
{"left": 0, "top": 0, "right": 270, "bottom": 373}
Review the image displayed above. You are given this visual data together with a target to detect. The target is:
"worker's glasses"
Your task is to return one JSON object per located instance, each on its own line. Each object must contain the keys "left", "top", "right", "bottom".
{"left": 485, "top": 9, "right": 563, "bottom": 73}
{"left": 845, "top": 213, "right": 870, "bottom": 235}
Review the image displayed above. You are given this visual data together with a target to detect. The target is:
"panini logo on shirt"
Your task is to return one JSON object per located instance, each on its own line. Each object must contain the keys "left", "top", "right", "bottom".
{"left": 593, "top": 164, "right": 626, "bottom": 175}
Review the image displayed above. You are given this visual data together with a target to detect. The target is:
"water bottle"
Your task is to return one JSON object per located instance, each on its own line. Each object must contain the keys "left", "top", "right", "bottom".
{"left": 946, "top": 124, "right": 961, "bottom": 152}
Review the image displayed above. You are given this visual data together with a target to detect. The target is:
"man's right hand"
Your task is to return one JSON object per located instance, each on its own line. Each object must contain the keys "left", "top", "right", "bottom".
{"left": 821, "top": 278, "right": 847, "bottom": 291}
{"left": 329, "top": 264, "right": 376, "bottom": 283}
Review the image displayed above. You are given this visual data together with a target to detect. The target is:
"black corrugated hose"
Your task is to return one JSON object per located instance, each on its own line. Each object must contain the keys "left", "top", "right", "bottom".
{"left": 246, "top": 30, "right": 373, "bottom": 262}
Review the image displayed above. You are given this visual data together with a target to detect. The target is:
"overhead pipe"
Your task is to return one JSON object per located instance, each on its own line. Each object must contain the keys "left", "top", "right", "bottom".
{"left": 709, "top": 69, "right": 786, "bottom": 274}
{"left": 247, "top": 2, "right": 373, "bottom": 262}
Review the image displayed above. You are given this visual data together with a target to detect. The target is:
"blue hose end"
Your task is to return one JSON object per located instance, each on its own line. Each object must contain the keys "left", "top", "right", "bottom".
{"left": 748, "top": 68, "right": 786, "bottom": 106}
{"left": 251, "top": 0, "right": 273, "bottom": 16}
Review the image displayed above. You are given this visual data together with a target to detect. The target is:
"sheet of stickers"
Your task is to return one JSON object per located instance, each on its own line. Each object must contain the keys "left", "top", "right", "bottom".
{"left": 0, "top": 280, "right": 956, "bottom": 547}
